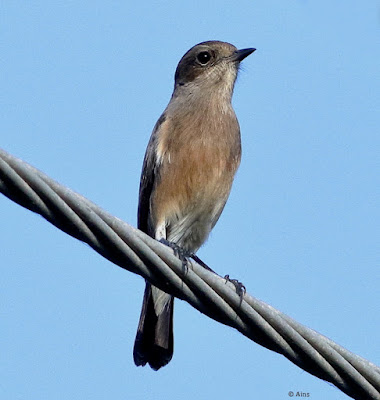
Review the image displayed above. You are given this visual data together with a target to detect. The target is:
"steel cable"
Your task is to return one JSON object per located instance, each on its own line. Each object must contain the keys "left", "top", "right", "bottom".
{"left": 1, "top": 148, "right": 379, "bottom": 399}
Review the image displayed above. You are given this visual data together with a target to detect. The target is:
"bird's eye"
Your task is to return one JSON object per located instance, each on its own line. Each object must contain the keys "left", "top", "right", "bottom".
{"left": 196, "top": 51, "right": 211, "bottom": 65}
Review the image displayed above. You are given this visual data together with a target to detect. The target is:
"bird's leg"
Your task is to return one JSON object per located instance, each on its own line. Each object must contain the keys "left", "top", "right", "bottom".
{"left": 189, "top": 253, "right": 215, "bottom": 273}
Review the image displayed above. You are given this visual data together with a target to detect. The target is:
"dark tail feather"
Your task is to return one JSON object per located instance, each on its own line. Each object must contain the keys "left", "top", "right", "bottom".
{"left": 133, "top": 282, "right": 174, "bottom": 370}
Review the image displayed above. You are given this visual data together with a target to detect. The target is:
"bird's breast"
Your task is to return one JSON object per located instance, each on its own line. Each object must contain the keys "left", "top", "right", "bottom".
{"left": 151, "top": 111, "right": 241, "bottom": 250}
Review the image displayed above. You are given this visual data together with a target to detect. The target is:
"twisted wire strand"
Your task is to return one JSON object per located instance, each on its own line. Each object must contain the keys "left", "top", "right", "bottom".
{"left": 0, "top": 148, "right": 379, "bottom": 400}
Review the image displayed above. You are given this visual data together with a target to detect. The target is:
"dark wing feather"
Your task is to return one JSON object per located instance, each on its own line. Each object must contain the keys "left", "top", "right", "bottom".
{"left": 137, "top": 113, "right": 166, "bottom": 235}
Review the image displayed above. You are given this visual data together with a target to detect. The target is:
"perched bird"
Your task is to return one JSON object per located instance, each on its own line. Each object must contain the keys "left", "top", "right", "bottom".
{"left": 133, "top": 40, "right": 255, "bottom": 370}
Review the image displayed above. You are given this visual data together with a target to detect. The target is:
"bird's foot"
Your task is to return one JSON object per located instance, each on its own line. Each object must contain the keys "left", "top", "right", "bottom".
{"left": 158, "top": 239, "right": 215, "bottom": 274}
{"left": 224, "top": 275, "right": 246, "bottom": 299}
{"left": 159, "top": 239, "right": 191, "bottom": 271}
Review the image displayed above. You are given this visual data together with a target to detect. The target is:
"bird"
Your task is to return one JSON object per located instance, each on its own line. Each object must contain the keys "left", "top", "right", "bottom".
{"left": 133, "top": 40, "right": 255, "bottom": 370}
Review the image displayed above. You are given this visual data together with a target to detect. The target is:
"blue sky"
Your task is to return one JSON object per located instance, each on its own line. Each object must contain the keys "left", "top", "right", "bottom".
{"left": 1, "top": 2, "right": 379, "bottom": 399}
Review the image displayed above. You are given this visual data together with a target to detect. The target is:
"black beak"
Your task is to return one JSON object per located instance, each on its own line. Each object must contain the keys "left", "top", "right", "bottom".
{"left": 233, "top": 47, "right": 256, "bottom": 62}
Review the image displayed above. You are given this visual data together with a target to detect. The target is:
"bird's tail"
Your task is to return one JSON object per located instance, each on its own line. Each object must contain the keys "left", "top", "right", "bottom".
{"left": 133, "top": 282, "right": 174, "bottom": 370}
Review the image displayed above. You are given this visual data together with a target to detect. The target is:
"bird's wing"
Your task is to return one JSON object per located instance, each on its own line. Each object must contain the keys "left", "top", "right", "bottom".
{"left": 137, "top": 113, "right": 166, "bottom": 235}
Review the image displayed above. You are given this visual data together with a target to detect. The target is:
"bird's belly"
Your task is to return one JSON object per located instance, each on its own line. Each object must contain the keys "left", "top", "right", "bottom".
{"left": 163, "top": 179, "right": 230, "bottom": 252}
